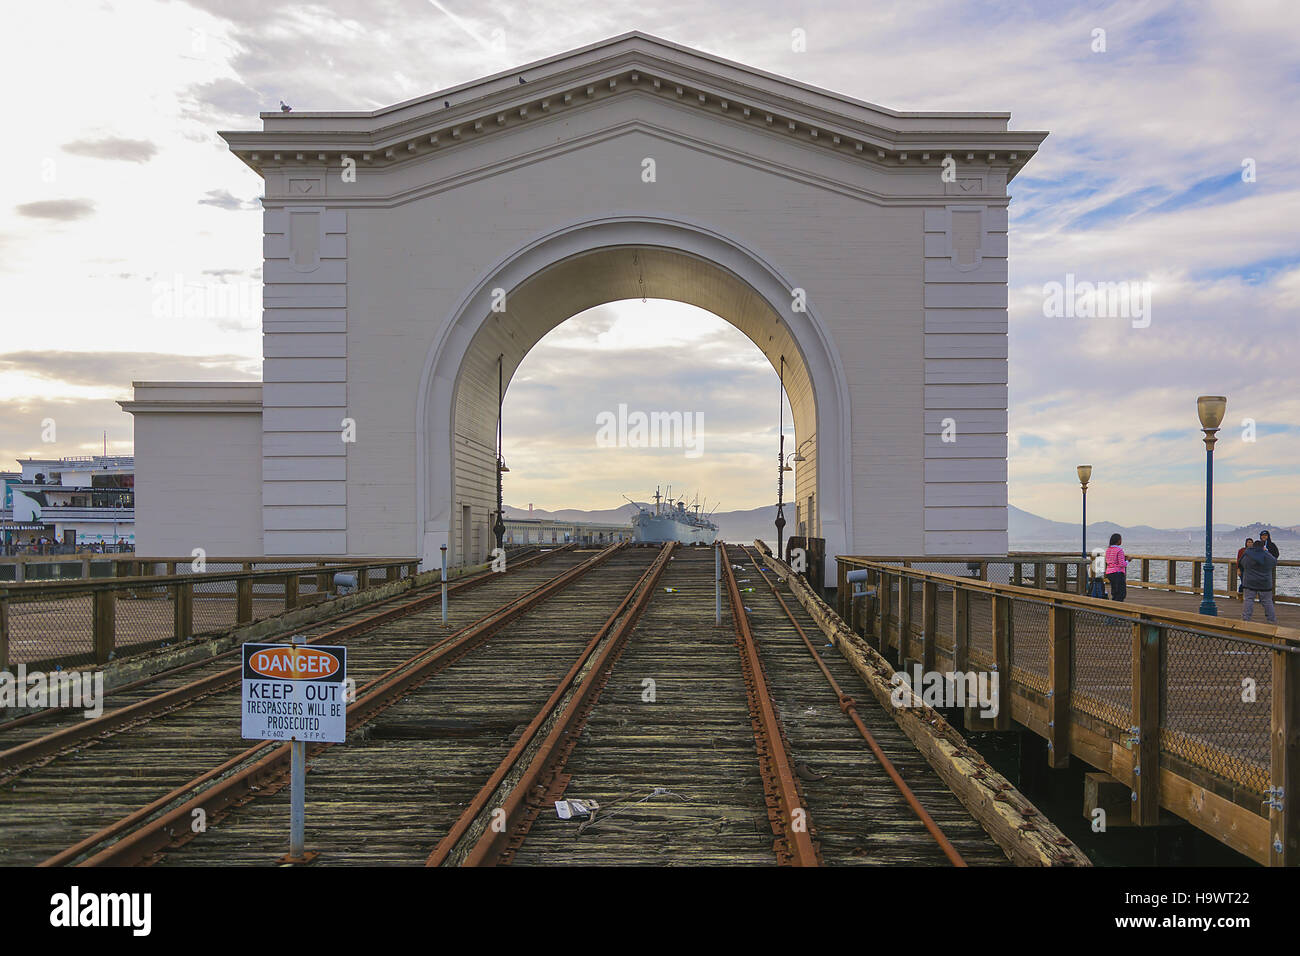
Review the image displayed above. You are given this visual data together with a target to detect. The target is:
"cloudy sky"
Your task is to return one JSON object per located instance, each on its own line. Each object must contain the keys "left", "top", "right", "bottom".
{"left": 2, "top": 0, "right": 1296, "bottom": 527}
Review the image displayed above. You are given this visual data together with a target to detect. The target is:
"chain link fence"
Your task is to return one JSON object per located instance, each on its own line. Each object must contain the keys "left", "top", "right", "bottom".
{"left": 1, "top": 560, "right": 416, "bottom": 671}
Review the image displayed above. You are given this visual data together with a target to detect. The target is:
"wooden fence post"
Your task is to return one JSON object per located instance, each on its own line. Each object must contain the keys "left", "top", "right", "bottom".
{"left": 1167, "top": 559, "right": 1177, "bottom": 590}
{"left": 837, "top": 561, "right": 848, "bottom": 620}
{"left": 1270, "top": 640, "right": 1300, "bottom": 866}
{"left": 1192, "top": 560, "right": 1202, "bottom": 594}
{"left": 237, "top": 578, "right": 253, "bottom": 625}
{"left": 1047, "top": 605, "right": 1073, "bottom": 768}
{"left": 1054, "top": 562, "right": 1067, "bottom": 592}
{"left": 173, "top": 581, "right": 193, "bottom": 640}
{"left": 898, "top": 576, "right": 913, "bottom": 662}
{"left": 921, "top": 580, "right": 937, "bottom": 674}
{"left": 1131, "top": 621, "right": 1163, "bottom": 825}
{"left": 0, "top": 595, "right": 9, "bottom": 671}
{"left": 1141, "top": 558, "right": 1150, "bottom": 584}
{"left": 880, "top": 571, "right": 893, "bottom": 652}
{"left": 1033, "top": 563, "right": 1045, "bottom": 590}
{"left": 284, "top": 574, "right": 299, "bottom": 611}
{"left": 93, "top": 588, "right": 116, "bottom": 664}
{"left": 991, "top": 593, "right": 1013, "bottom": 730}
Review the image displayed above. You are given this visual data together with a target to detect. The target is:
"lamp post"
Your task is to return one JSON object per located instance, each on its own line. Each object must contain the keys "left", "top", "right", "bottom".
{"left": 775, "top": 356, "right": 787, "bottom": 557}
{"left": 1076, "top": 465, "right": 1092, "bottom": 561}
{"left": 1197, "top": 395, "right": 1227, "bottom": 616}
{"left": 492, "top": 354, "right": 507, "bottom": 552}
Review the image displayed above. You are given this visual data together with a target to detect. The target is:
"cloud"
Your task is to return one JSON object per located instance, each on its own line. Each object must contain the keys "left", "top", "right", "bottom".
{"left": 0, "top": 352, "right": 260, "bottom": 470}
{"left": 15, "top": 199, "right": 96, "bottom": 221}
{"left": 0, "top": 350, "right": 259, "bottom": 389}
{"left": 182, "top": 76, "right": 267, "bottom": 121}
{"left": 197, "top": 188, "right": 258, "bottom": 210}
{"left": 61, "top": 136, "right": 158, "bottom": 163}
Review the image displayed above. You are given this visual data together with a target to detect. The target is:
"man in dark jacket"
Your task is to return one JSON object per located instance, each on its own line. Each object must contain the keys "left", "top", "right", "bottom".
{"left": 1260, "top": 530, "right": 1280, "bottom": 591}
{"left": 1241, "top": 540, "right": 1278, "bottom": 624}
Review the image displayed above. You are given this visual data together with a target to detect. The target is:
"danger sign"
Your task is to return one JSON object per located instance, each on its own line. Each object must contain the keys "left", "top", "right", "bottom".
{"left": 241, "top": 642, "right": 348, "bottom": 744}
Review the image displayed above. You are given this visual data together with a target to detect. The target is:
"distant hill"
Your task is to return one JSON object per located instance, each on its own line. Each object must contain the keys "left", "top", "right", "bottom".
{"left": 507, "top": 501, "right": 1297, "bottom": 544}
{"left": 1008, "top": 505, "right": 1296, "bottom": 544}
{"left": 505, "top": 501, "right": 781, "bottom": 543}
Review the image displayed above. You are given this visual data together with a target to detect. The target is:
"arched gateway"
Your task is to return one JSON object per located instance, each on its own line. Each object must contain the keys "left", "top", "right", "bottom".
{"left": 124, "top": 33, "right": 1046, "bottom": 585}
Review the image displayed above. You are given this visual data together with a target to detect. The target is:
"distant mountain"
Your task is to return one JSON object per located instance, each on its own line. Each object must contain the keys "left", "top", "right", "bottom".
{"left": 1008, "top": 505, "right": 1295, "bottom": 543}
{"left": 507, "top": 501, "right": 1297, "bottom": 544}
{"left": 505, "top": 501, "right": 780, "bottom": 543}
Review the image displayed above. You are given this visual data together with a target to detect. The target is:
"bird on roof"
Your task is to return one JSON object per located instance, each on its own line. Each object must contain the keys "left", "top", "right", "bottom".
{"left": 279, "top": 100, "right": 292, "bottom": 112}
{"left": 518, "top": 76, "right": 526, "bottom": 84}
{"left": 444, "top": 100, "right": 450, "bottom": 108}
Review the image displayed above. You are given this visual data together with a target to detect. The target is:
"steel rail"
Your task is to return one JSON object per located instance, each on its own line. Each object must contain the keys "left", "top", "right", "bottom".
{"left": 39, "top": 543, "right": 620, "bottom": 867}
{"left": 739, "top": 545, "right": 967, "bottom": 866}
{"left": 0, "top": 546, "right": 564, "bottom": 774}
{"left": 721, "top": 543, "right": 821, "bottom": 866}
{"left": 428, "top": 542, "right": 675, "bottom": 866}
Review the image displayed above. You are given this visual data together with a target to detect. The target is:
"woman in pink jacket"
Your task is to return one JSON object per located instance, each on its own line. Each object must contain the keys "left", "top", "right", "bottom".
{"left": 1104, "top": 533, "right": 1131, "bottom": 602}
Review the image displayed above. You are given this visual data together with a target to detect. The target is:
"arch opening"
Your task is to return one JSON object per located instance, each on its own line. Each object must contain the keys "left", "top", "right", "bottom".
{"left": 416, "top": 217, "right": 852, "bottom": 582}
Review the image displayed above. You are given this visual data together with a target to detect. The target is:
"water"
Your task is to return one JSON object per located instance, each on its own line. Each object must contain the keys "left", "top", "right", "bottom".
{"left": 1016, "top": 537, "right": 1298, "bottom": 598}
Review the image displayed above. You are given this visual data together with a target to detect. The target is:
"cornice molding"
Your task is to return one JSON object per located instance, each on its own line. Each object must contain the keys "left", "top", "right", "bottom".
{"left": 259, "top": 115, "right": 1016, "bottom": 212}
{"left": 222, "top": 38, "right": 1046, "bottom": 182}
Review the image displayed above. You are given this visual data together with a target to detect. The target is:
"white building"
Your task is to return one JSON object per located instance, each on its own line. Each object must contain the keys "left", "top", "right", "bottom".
{"left": 2, "top": 456, "right": 135, "bottom": 548}
{"left": 123, "top": 33, "right": 1045, "bottom": 582}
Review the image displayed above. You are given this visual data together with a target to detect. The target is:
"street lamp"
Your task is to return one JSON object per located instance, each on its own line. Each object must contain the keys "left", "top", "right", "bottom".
{"left": 1196, "top": 395, "right": 1227, "bottom": 616}
{"left": 492, "top": 354, "right": 507, "bottom": 552}
{"left": 775, "top": 356, "right": 788, "bottom": 557}
{"left": 1076, "top": 464, "right": 1092, "bottom": 561}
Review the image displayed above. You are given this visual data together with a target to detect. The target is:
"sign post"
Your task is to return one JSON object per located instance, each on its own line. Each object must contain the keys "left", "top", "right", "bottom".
{"left": 441, "top": 544, "right": 448, "bottom": 623}
{"left": 715, "top": 543, "right": 721, "bottom": 625}
{"left": 241, "top": 641, "right": 348, "bottom": 864}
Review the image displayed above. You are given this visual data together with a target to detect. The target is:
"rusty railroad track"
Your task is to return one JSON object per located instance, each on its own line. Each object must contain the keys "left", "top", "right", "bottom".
{"left": 0, "top": 543, "right": 602, "bottom": 865}
{"left": 432, "top": 544, "right": 1007, "bottom": 866}
{"left": 3, "top": 542, "right": 1072, "bottom": 867}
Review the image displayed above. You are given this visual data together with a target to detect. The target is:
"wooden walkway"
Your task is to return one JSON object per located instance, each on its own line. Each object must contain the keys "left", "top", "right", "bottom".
{"left": 1123, "top": 586, "right": 1300, "bottom": 628}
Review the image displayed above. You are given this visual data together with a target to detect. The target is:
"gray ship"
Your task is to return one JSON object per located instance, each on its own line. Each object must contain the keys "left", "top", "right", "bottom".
{"left": 627, "top": 487, "right": 719, "bottom": 545}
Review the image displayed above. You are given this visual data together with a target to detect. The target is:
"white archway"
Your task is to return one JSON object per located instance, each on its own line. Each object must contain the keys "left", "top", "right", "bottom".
{"left": 415, "top": 214, "right": 853, "bottom": 579}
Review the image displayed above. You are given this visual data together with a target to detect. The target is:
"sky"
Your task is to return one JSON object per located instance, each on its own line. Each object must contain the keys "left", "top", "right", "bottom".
{"left": 1, "top": 0, "right": 1296, "bottom": 527}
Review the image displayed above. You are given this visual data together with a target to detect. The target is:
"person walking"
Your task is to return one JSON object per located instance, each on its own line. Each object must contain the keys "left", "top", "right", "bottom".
{"left": 1105, "top": 533, "right": 1130, "bottom": 602}
{"left": 1237, "top": 537, "right": 1253, "bottom": 594}
{"left": 1241, "top": 538, "right": 1279, "bottom": 624}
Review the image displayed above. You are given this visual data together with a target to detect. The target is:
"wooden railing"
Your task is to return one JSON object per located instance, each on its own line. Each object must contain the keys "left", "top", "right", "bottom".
{"left": 836, "top": 555, "right": 1300, "bottom": 866}
{"left": 834, "top": 554, "right": 1092, "bottom": 600}
{"left": 1124, "top": 552, "right": 1298, "bottom": 604}
{"left": 0, "top": 554, "right": 416, "bottom": 583}
{"left": 0, "top": 559, "right": 419, "bottom": 670}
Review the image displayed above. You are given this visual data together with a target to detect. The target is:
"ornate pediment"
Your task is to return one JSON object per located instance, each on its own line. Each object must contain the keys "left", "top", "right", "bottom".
{"left": 221, "top": 32, "right": 1046, "bottom": 182}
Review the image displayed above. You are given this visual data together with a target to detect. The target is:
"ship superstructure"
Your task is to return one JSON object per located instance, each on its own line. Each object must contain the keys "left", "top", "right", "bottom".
{"left": 628, "top": 486, "right": 718, "bottom": 545}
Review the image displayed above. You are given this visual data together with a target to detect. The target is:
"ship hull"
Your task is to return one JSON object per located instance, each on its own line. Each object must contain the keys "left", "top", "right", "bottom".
{"left": 631, "top": 514, "right": 717, "bottom": 545}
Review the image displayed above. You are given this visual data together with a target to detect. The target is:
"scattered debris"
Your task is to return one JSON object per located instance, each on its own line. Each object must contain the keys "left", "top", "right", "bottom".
{"left": 554, "top": 799, "right": 600, "bottom": 820}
